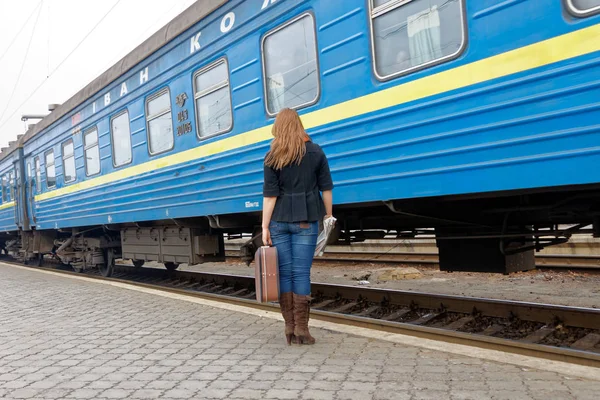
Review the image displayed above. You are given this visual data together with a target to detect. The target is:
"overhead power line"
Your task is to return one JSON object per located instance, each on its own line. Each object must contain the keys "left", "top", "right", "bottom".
{"left": 46, "top": 0, "right": 124, "bottom": 78}
{"left": 0, "top": 1, "right": 44, "bottom": 122}
{"left": 93, "top": 0, "right": 183, "bottom": 78}
{"left": 0, "top": 0, "right": 125, "bottom": 133}
{"left": 0, "top": 0, "right": 43, "bottom": 66}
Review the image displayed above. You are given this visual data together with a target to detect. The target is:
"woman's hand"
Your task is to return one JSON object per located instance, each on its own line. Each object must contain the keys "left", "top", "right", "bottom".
{"left": 322, "top": 191, "right": 333, "bottom": 220}
{"left": 262, "top": 227, "right": 272, "bottom": 246}
{"left": 262, "top": 197, "right": 277, "bottom": 246}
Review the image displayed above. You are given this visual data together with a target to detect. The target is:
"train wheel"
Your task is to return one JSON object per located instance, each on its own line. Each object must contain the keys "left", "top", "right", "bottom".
{"left": 164, "top": 262, "right": 179, "bottom": 271}
{"left": 132, "top": 260, "right": 144, "bottom": 269}
{"left": 99, "top": 249, "right": 115, "bottom": 277}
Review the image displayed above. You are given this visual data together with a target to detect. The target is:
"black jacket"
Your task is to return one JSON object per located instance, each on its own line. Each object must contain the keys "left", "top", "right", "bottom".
{"left": 263, "top": 141, "right": 333, "bottom": 223}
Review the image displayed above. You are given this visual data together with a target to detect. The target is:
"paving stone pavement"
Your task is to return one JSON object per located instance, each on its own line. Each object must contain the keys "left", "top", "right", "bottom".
{"left": 0, "top": 264, "right": 598, "bottom": 400}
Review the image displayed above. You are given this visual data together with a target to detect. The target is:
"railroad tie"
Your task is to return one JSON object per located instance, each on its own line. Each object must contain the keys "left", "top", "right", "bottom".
{"left": 443, "top": 316, "right": 474, "bottom": 330}
{"left": 480, "top": 324, "right": 505, "bottom": 336}
{"left": 311, "top": 299, "right": 337, "bottom": 309}
{"left": 355, "top": 305, "right": 381, "bottom": 317}
{"left": 412, "top": 312, "right": 444, "bottom": 326}
{"left": 196, "top": 283, "right": 216, "bottom": 291}
{"left": 381, "top": 308, "right": 412, "bottom": 321}
{"left": 570, "top": 333, "right": 600, "bottom": 351}
{"left": 142, "top": 277, "right": 163, "bottom": 284}
{"left": 521, "top": 326, "right": 556, "bottom": 343}
{"left": 186, "top": 282, "right": 202, "bottom": 289}
{"left": 329, "top": 302, "right": 359, "bottom": 313}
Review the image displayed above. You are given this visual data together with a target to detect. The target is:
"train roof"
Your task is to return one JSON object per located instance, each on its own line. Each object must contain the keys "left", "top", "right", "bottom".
{"left": 0, "top": 133, "right": 23, "bottom": 162}
{"left": 12, "top": 0, "right": 226, "bottom": 153}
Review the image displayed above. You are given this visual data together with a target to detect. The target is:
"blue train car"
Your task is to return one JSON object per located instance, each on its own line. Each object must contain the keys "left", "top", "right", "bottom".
{"left": 6, "top": 0, "right": 600, "bottom": 275}
{"left": 0, "top": 147, "right": 18, "bottom": 236}
{"left": 0, "top": 137, "right": 30, "bottom": 256}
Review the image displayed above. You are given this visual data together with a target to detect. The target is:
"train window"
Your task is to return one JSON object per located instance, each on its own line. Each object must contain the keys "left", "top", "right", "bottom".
{"left": 1, "top": 176, "right": 7, "bottom": 202}
{"left": 262, "top": 13, "right": 320, "bottom": 116}
{"left": 111, "top": 110, "right": 132, "bottom": 168}
{"left": 9, "top": 171, "right": 14, "bottom": 200}
{"left": 146, "top": 88, "right": 174, "bottom": 154}
{"left": 369, "top": 0, "right": 466, "bottom": 80}
{"left": 84, "top": 127, "right": 101, "bottom": 176}
{"left": 27, "top": 162, "right": 31, "bottom": 193}
{"left": 566, "top": 0, "right": 600, "bottom": 16}
{"left": 193, "top": 59, "right": 233, "bottom": 139}
{"left": 34, "top": 157, "right": 41, "bottom": 193}
{"left": 45, "top": 150, "right": 56, "bottom": 189}
{"left": 62, "top": 139, "right": 76, "bottom": 184}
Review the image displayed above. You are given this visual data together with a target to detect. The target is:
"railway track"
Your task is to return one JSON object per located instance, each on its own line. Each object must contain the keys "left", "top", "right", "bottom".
{"left": 226, "top": 249, "right": 600, "bottom": 269}
{"left": 224, "top": 239, "right": 600, "bottom": 269}
{"left": 6, "top": 258, "right": 600, "bottom": 369}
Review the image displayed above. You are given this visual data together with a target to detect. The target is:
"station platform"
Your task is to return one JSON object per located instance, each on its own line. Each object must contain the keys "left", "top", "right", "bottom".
{"left": 0, "top": 263, "right": 598, "bottom": 400}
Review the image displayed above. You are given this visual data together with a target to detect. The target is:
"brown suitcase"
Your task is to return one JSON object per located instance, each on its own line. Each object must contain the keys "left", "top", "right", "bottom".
{"left": 254, "top": 246, "right": 279, "bottom": 303}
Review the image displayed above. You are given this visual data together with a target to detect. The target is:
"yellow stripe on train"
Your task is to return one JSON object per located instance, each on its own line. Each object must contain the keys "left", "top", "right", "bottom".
{"left": 35, "top": 23, "right": 600, "bottom": 203}
{"left": 0, "top": 201, "right": 15, "bottom": 211}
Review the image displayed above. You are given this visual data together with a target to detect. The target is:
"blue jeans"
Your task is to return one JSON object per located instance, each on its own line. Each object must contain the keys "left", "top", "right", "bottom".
{"left": 270, "top": 221, "right": 318, "bottom": 296}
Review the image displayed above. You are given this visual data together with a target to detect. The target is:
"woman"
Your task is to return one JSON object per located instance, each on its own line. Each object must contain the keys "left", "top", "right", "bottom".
{"left": 262, "top": 108, "right": 334, "bottom": 345}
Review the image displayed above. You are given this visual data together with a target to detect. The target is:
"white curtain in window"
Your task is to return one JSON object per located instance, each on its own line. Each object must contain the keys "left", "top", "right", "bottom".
{"left": 407, "top": 5, "right": 443, "bottom": 67}
{"left": 199, "top": 102, "right": 211, "bottom": 137}
{"left": 267, "top": 72, "right": 285, "bottom": 114}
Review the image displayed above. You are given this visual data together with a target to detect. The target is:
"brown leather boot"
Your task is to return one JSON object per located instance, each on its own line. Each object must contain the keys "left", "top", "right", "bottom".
{"left": 293, "top": 293, "right": 316, "bottom": 345}
{"left": 279, "top": 292, "right": 295, "bottom": 345}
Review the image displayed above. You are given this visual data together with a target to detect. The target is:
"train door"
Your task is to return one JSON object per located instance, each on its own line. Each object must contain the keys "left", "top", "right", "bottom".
{"left": 10, "top": 168, "right": 19, "bottom": 228}
{"left": 25, "top": 161, "right": 35, "bottom": 229}
{"left": 13, "top": 150, "right": 30, "bottom": 231}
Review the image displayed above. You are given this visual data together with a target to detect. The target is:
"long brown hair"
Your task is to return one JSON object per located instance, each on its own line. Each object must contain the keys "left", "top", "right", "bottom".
{"left": 264, "top": 108, "right": 311, "bottom": 170}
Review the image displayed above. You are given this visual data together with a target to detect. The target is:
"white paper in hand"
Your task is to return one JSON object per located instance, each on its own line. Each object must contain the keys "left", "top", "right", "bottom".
{"left": 314, "top": 216, "right": 337, "bottom": 257}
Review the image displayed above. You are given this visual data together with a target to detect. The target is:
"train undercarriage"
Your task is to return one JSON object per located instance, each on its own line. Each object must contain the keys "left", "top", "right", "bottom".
{"left": 2, "top": 184, "right": 599, "bottom": 277}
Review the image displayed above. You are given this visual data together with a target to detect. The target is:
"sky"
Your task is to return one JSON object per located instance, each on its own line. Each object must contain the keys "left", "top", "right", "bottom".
{"left": 0, "top": 0, "right": 199, "bottom": 148}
